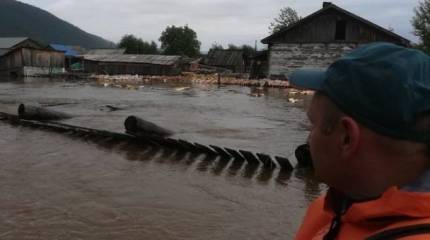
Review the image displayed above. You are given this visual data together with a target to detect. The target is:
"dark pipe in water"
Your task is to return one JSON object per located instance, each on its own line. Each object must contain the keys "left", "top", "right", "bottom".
{"left": 295, "top": 143, "right": 313, "bottom": 168}
{"left": 124, "top": 115, "right": 174, "bottom": 138}
{"left": 18, "top": 104, "right": 72, "bottom": 121}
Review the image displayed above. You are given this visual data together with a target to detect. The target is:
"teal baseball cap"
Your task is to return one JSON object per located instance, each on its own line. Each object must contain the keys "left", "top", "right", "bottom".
{"left": 289, "top": 42, "right": 430, "bottom": 142}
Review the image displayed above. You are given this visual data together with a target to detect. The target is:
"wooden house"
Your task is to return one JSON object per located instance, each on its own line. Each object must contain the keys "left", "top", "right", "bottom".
{"left": 0, "top": 37, "right": 45, "bottom": 56}
{"left": 82, "top": 54, "right": 182, "bottom": 75}
{"left": 201, "top": 49, "right": 246, "bottom": 73}
{"left": 261, "top": 2, "right": 410, "bottom": 79}
{"left": 0, "top": 37, "right": 65, "bottom": 76}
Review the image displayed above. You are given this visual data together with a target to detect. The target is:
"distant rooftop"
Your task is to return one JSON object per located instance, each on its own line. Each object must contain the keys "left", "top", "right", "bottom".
{"left": 82, "top": 54, "right": 181, "bottom": 65}
{"left": 0, "top": 37, "right": 28, "bottom": 49}
{"left": 86, "top": 49, "right": 126, "bottom": 55}
{"left": 202, "top": 49, "right": 244, "bottom": 67}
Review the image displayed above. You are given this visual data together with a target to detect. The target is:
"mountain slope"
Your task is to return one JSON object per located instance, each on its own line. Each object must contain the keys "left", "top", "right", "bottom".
{"left": 0, "top": 0, "right": 115, "bottom": 49}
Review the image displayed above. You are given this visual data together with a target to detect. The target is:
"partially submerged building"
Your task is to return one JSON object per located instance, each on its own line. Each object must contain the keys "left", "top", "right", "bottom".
{"left": 82, "top": 54, "right": 182, "bottom": 75}
{"left": 50, "top": 44, "right": 87, "bottom": 71}
{"left": 249, "top": 50, "right": 268, "bottom": 79}
{"left": 201, "top": 49, "right": 246, "bottom": 73}
{"left": 0, "top": 37, "right": 65, "bottom": 76}
{"left": 261, "top": 2, "right": 410, "bottom": 78}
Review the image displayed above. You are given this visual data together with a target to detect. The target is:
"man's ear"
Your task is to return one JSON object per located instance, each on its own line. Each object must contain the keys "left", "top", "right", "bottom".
{"left": 339, "top": 117, "right": 360, "bottom": 156}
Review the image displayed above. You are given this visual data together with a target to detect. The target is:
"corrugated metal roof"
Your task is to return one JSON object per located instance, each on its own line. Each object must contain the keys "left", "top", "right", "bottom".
{"left": 0, "top": 49, "right": 10, "bottom": 56}
{"left": 0, "top": 37, "right": 28, "bottom": 49}
{"left": 83, "top": 54, "right": 181, "bottom": 65}
{"left": 202, "top": 49, "right": 244, "bottom": 67}
{"left": 50, "top": 44, "right": 87, "bottom": 57}
{"left": 86, "top": 49, "right": 126, "bottom": 55}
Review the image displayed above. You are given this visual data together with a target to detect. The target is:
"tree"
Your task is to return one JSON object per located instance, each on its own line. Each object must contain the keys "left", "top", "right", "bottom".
{"left": 412, "top": 0, "right": 430, "bottom": 53}
{"left": 227, "top": 44, "right": 256, "bottom": 58}
{"left": 159, "top": 25, "right": 201, "bottom": 57}
{"left": 269, "top": 7, "right": 300, "bottom": 34}
{"left": 118, "top": 34, "right": 158, "bottom": 54}
{"left": 208, "top": 43, "right": 256, "bottom": 58}
{"left": 210, "top": 42, "right": 224, "bottom": 50}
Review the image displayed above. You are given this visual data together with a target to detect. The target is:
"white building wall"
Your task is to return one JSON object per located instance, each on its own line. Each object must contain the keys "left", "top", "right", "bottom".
{"left": 23, "top": 66, "right": 65, "bottom": 76}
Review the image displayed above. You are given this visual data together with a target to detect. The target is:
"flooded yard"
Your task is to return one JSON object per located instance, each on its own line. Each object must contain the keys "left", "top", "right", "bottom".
{"left": 0, "top": 77, "right": 324, "bottom": 240}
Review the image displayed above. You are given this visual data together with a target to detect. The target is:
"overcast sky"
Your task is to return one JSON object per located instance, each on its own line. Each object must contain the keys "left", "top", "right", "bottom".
{"left": 19, "top": 0, "right": 420, "bottom": 51}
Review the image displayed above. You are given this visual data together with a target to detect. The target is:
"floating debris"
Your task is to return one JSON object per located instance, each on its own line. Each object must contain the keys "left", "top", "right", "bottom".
{"left": 175, "top": 87, "right": 191, "bottom": 91}
{"left": 288, "top": 98, "right": 300, "bottom": 103}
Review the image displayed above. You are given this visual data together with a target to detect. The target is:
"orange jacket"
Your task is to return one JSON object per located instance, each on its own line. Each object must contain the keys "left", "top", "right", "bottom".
{"left": 295, "top": 185, "right": 430, "bottom": 240}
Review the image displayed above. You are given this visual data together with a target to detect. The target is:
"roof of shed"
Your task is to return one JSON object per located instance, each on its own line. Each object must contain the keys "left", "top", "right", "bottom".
{"left": 86, "top": 49, "right": 126, "bottom": 55}
{"left": 261, "top": 3, "right": 410, "bottom": 45}
{"left": 0, "top": 49, "right": 10, "bottom": 56}
{"left": 0, "top": 37, "right": 29, "bottom": 49}
{"left": 202, "top": 49, "right": 244, "bottom": 66}
{"left": 82, "top": 54, "right": 182, "bottom": 65}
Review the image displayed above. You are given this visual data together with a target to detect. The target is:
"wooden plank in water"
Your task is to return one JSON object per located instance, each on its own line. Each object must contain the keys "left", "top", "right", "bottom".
{"left": 275, "top": 156, "right": 293, "bottom": 171}
{"left": 256, "top": 153, "right": 276, "bottom": 169}
{"left": 177, "top": 139, "right": 197, "bottom": 151}
{"left": 209, "top": 145, "right": 231, "bottom": 158}
{"left": 224, "top": 148, "right": 245, "bottom": 161}
{"left": 193, "top": 143, "right": 217, "bottom": 155}
{"left": 239, "top": 150, "right": 260, "bottom": 165}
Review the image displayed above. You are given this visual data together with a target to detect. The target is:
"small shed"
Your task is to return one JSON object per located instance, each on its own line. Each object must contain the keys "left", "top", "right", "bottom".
{"left": 201, "top": 49, "right": 245, "bottom": 73}
{"left": 82, "top": 54, "right": 182, "bottom": 75}
{"left": 261, "top": 2, "right": 411, "bottom": 78}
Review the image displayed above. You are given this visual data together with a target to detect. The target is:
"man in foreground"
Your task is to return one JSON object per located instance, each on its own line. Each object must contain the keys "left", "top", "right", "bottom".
{"left": 290, "top": 42, "right": 430, "bottom": 240}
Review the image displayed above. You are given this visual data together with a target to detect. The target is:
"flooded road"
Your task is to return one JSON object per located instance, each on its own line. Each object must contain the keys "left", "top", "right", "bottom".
{"left": 0, "top": 77, "right": 324, "bottom": 239}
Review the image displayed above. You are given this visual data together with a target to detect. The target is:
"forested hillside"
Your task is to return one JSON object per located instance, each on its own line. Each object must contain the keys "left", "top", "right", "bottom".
{"left": 0, "top": 0, "right": 115, "bottom": 48}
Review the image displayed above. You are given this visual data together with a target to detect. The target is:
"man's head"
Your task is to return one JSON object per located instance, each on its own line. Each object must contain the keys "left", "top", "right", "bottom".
{"left": 290, "top": 42, "right": 430, "bottom": 198}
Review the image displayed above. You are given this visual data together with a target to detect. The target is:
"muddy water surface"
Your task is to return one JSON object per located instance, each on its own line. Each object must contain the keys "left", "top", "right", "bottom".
{"left": 0, "top": 77, "right": 324, "bottom": 239}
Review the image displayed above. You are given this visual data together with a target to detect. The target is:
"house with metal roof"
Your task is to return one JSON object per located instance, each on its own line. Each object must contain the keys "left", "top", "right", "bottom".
{"left": 86, "top": 49, "right": 126, "bottom": 55}
{"left": 0, "top": 37, "right": 65, "bottom": 76}
{"left": 0, "top": 37, "right": 47, "bottom": 56}
{"left": 261, "top": 2, "right": 411, "bottom": 79}
{"left": 82, "top": 54, "right": 182, "bottom": 75}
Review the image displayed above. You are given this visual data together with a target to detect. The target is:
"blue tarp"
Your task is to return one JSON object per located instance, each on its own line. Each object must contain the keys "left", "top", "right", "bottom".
{"left": 50, "top": 44, "right": 80, "bottom": 57}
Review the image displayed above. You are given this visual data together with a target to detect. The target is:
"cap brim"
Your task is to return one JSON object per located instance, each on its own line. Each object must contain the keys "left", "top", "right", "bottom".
{"left": 288, "top": 68, "right": 326, "bottom": 91}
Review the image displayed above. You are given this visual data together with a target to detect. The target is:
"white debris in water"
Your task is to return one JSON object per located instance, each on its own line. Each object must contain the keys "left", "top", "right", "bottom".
{"left": 288, "top": 98, "right": 300, "bottom": 103}
{"left": 175, "top": 87, "right": 190, "bottom": 91}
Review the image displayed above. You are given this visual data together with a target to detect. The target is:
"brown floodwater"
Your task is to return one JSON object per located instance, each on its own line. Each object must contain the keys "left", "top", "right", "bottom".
{"left": 0, "top": 77, "right": 325, "bottom": 240}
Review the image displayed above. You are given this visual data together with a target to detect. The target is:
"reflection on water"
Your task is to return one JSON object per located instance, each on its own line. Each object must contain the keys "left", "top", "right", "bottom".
{"left": 0, "top": 77, "right": 324, "bottom": 240}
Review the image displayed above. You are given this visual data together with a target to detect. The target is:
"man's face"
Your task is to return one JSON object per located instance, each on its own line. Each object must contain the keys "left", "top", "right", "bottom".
{"left": 306, "top": 94, "right": 342, "bottom": 184}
